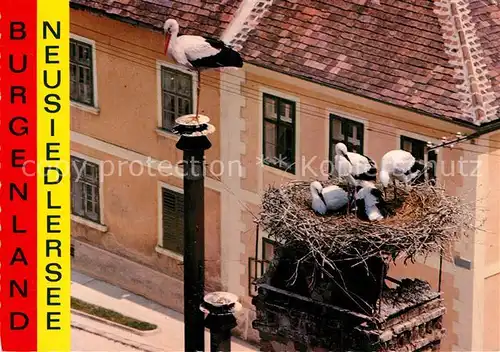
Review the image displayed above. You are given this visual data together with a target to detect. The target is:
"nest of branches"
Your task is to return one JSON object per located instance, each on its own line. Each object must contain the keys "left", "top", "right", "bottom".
{"left": 258, "top": 178, "right": 476, "bottom": 265}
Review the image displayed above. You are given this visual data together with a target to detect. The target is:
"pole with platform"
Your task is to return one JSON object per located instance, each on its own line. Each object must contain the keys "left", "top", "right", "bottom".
{"left": 200, "top": 291, "right": 241, "bottom": 352}
{"left": 174, "top": 114, "right": 215, "bottom": 352}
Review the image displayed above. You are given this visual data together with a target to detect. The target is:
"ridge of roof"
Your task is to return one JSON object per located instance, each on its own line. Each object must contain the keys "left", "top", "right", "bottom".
{"left": 221, "top": 0, "right": 274, "bottom": 51}
{"left": 434, "top": 0, "right": 499, "bottom": 125}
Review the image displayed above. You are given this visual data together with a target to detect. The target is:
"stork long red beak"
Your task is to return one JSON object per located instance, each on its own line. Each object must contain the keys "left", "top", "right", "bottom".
{"left": 164, "top": 33, "right": 171, "bottom": 55}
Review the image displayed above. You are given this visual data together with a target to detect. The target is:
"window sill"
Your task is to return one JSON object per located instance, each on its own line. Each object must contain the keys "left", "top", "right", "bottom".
{"left": 156, "top": 128, "right": 180, "bottom": 141}
{"left": 71, "top": 101, "right": 100, "bottom": 115}
{"left": 263, "top": 164, "right": 297, "bottom": 178}
{"left": 155, "top": 245, "right": 183, "bottom": 262}
{"left": 71, "top": 215, "right": 108, "bottom": 233}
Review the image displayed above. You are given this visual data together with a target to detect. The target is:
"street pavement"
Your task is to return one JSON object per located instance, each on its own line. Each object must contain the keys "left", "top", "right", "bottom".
{"left": 72, "top": 328, "right": 143, "bottom": 351}
{"left": 71, "top": 270, "right": 257, "bottom": 352}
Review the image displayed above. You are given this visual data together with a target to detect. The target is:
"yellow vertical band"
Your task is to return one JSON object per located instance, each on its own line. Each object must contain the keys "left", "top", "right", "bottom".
{"left": 37, "top": 1, "right": 71, "bottom": 350}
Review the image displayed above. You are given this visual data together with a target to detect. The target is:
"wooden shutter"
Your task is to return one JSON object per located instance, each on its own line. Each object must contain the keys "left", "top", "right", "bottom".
{"left": 162, "top": 188, "right": 184, "bottom": 254}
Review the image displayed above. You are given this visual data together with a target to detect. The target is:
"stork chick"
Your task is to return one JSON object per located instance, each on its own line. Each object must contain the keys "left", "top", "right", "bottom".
{"left": 310, "top": 181, "right": 349, "bottom": 215}
{"left": 355, "top": 181, "right": 387, "bottom": 222}
{"left": 334, "top": 142, "right": 377, "bottom": 212}
{"left": 379, "top": 149, "right": 426, "bottom": 200}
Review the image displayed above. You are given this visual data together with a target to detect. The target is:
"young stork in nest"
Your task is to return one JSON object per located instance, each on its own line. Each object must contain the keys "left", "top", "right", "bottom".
{"left": 334, "top": 142, "right": 377, "bottom": 212}
{"left": 379, "top": 149, "right": 426, "bottom": 200}
{"left": 355, "top": 181, "right": 387, "bottom": 222}
{"left": 163, "top": 19, "right": 244, "bottom": 124}
{"left": 310, "top": 181, "right": 349, "bottom": 215}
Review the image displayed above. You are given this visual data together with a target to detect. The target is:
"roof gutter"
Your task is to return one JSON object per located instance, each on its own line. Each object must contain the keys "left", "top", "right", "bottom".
{"left": 469, "top": 118, "right": 500, "bottom": 139}
{"left": 247, "top": 62, "right": 482, "bottom": 130}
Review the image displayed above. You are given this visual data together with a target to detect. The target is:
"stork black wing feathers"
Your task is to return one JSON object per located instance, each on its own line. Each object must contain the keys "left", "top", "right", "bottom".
{"left": 364, "top": 154, "right": 376, "bottom": 168}
{"left": 189, "top": 37, "right": 244, "bottom": 70}
{"left": 370, "top": 188, "right": 383, "bottom": 199}
{"left": 202, "top": 36, "right": 228, "bottom": 50}
{"left": 411, "top": 160, "right": 426, "bottom": 173}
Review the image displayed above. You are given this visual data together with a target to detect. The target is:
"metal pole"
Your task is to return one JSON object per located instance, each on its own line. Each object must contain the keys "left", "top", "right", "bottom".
{"left": 205, "top": 312, "right": 237, "bottom": 352}
{"left": 438, "top": 248, "right": 443, "bottom": 292}
{"left": 254, "top": 225, "right": 259, "bottom": 293}
{"left": 176, "top": 134, "right": 212, "bottom": 352}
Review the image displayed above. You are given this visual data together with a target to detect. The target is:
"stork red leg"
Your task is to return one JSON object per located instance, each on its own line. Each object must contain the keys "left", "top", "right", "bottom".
{"left": 347, "top": 186, "right": 354, "bottom": 214}
{"left": 347, "top": 190, "right": 351, "bottom": 214}
{"left": 351, "top": 188, "right": 356, "bottom": 213}
{"left": 193, "top": 70, "right": 201, "bottom": 124}
{"left": 393, "top": 179, "right": 397, "bottom": 200}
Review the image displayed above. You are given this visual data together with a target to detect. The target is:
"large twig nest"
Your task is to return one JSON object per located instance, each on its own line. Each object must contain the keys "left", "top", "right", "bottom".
{"left": 258, "top": 178, "right": 476, "bottom": 264}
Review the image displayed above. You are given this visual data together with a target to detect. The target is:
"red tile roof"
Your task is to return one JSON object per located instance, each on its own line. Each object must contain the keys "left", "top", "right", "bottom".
{"left": 70, "top": 0, "right": 243, "bottom": 37}
{"left": 469, "top": 0, "right": 500, "bottom": 123}
{"left": 72, "top": 0, "right": 500, "bottom": 125}
{"left": 239, "top": 0, "right": 500, "bottom": 125}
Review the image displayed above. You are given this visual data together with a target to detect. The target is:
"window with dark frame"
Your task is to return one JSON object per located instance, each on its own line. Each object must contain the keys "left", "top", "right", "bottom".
{"left": 261, "top": 237, "right": 277, "bottom": 273}
{"left": 71, "top": 156, "right": 101, "bottom": 223}
{"left": 248, "top": 237, "right": 278, "bottom": 297}
{"left": 262, "top": 93, "right": 296, "bottom": 173}
{"left": 161, "top": 187, "right": 184, "bottom": 255}
{"left": 400, "top": 136, "right": 437, "bottom": 182}
{"left": 70, "top": 39, "right": 94, "bottom": 106}
{"left": 161, "top": 66, "right": 193, "bottom": 131}
{"left": 329, "top": 115, "right": 364, "bottom": 173}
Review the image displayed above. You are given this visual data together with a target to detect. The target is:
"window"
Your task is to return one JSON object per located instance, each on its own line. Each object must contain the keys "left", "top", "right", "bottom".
{"left": 248, "top": 236, "right": 278, "bottom": 296}
{"left": 161, "top": 66, "right": 193, "bottom": 131}
{"left": 329, "top": 115, "right": 364, "bottom": 173}
{"left": 261, "top": 238, "right": 277, "bottom": 273}
{"left": 161, "top": 187, "right": 184, "bottom": 254}
{"left": 71, "top": 156, "right": 101, "bottom": 223}
{"left": 400, "top": 136, "right": 437, "bottom": 182}
{"left": 70, "top": 39, "right": 95, "bottom": 106}
{"left": 262, "top": 94, "right": 296, "bottom": 173}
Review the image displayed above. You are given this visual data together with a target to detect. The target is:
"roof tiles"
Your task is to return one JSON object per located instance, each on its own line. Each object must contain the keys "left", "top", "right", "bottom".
{"left": 239, "top": 0, "right": 500, "bottom": 124}
{"left": 72, "top": 0, "right": 500, "bottom": 124}
{"left": 70, "top": 0, "right": 243, "bottom": 37}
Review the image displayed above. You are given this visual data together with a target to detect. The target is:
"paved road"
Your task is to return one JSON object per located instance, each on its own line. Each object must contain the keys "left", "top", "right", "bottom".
{"left": 72, "top": 328, "right": 143, "bottom": 351}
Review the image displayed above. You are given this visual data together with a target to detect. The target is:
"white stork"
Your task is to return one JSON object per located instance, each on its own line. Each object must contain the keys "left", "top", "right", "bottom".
{"left": 163, "top": 19, "right": 244, "bottom": 123}
{"left": 333, "top": 142, "right": 377, "bottom": 211}
{"left": 379, "top": 149, "right": 426, "bottom": 199}
{"left": 310, "top": 181, "right": 349, "bottom": 215}
{"left": 355, "top": 181, "right": 386, "bottom": 221}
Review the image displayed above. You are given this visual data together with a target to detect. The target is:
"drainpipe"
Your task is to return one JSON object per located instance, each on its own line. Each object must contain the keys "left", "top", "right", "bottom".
{"left": 174, "top": 115, "right": 215, "bottom": 352}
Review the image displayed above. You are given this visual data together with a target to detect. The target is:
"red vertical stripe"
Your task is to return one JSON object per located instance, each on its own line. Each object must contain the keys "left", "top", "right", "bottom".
{"left": 0, "top": 0, "right": 38, "bottom": 350}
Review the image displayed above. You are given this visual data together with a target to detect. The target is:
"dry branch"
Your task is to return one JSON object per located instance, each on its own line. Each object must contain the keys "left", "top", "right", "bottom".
{"left": 257, "top": 178, "right": 476, "bottom": 265}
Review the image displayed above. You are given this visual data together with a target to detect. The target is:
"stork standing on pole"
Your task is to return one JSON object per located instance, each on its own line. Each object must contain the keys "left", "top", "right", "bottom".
{"left": 163, "top": 19, "right": 244, "bottom": 123}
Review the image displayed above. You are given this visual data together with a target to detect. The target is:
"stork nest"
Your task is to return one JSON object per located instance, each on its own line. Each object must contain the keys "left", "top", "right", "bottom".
{"left": 257, "top": 178, "right": 476, "bottom": 265}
